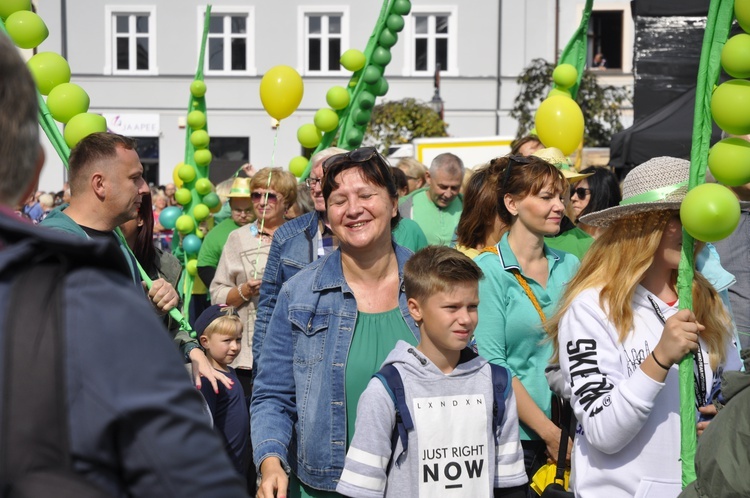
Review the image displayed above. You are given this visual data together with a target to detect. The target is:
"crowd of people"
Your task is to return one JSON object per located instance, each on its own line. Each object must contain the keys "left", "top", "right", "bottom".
{"left": 2, "top": 31, "right": 750, "bottom": 498}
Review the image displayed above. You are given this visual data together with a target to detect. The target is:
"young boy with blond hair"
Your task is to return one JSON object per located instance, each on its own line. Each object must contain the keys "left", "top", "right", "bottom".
{"left": 337, "top": 246, "right": 527, "bottom": 498}
{"left": 196, "top": 304, "right": 249, "bottom": 477}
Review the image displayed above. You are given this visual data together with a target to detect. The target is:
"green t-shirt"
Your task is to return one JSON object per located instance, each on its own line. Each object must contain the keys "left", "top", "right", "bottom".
{"left": 392, "top": 218, "right": 428, "bottom": 253}
{"left": 196, "top": 218, "right": 240, "bottom": 268}
{"left": 545, "top": 225, "right": 593, "bottom": 260}
{"left": 400, "top": 188, "right": 462, "bottom": 246}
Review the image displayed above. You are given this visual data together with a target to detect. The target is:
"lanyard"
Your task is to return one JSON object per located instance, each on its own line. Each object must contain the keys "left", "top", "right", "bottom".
{"left": 647, "top": 295, "right": 707, "bottom": 407}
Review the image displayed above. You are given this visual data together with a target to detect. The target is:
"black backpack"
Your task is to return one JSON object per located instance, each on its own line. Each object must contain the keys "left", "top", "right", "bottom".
{"left": 0, "top": 232, "right": 127, "bottom": 497}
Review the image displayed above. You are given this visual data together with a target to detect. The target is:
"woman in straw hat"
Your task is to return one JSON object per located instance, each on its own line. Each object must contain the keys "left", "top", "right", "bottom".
{"left": 473, "top": 155, "right": 580, "bottom": 486}
{"left": 546, "top": 157, "right": 742, "bottom": 498}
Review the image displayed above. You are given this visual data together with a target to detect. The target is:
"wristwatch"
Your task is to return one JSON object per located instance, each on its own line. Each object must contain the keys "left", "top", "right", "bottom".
{"left": 183, "top": 341, "right": 204, "bottom": 363}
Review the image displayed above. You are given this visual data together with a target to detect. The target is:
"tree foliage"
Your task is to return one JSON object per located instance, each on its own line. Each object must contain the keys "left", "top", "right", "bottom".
{"left": 365, "top": 98, "right": 448, "bottom": 153}
{"left": 509, "top": 58, "right": 631, "bottom": 147}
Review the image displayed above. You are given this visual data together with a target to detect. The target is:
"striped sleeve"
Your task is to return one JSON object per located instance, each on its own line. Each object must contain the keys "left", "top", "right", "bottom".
{"left": 336, "top": 379, "right": 396, "bottom": 498}
{"left": 494, "top": 384, "right": 528, "bottom": 488}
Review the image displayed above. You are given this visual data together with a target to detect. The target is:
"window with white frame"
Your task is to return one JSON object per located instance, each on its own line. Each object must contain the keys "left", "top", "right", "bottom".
{"left": 300, "top": 8, "right": 348, "bottom": 74}
{"left": 203, "top": 7, "right": 255, "bottom": 75}
{"left": 405, "top": 7, "right": 458, "bottom": 76}
{"left": 105, "top": 6, "right": 157, "bottom": 75}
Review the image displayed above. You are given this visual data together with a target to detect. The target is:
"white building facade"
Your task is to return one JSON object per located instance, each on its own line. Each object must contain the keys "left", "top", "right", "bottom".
{"left": 34, "top": 0, "right": 634, "bottom": 192}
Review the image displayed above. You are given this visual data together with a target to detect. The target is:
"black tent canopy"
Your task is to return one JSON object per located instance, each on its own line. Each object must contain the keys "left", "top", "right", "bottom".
{"left": 609, "top": 86, "right": 722, "bottom": 172}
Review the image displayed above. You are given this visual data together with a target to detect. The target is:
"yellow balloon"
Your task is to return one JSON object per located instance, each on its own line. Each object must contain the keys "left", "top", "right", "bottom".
{"left": 172, "top": 164, "right": 184, "bottom": 188}
{"left": 534, "top": 96, "right": 584, "bottom": 156}
{"left": 259, "top": 65, "right": 304, "bottom": 121}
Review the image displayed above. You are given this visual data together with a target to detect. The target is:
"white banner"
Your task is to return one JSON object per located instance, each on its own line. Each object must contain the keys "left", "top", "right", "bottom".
{"left": 413, "top": 394, "right": 491, "bottom": 497}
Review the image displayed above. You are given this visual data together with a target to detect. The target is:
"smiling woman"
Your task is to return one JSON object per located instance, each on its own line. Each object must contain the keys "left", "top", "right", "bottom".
{"left": 251, "top": 147, "right": 420, "bottom": 498}
{"left": 472, "top": 155, "right": 581, "bottom": 489}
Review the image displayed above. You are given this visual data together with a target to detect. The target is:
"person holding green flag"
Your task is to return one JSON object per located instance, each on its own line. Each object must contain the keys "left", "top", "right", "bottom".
{"left": 546, "top": 157, "right": 742, "bottom": 498}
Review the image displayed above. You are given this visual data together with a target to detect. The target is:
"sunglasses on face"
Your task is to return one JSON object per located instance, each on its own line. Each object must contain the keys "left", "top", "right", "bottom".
{"left": 570, "top": 187, "right": 591, "bottom": 199}
{"left": 251, "top": 191, "right": 278, "bottom": 203}
{"left": 322, "top": 147, "right": 388, "bottom": 173}
{"left": 232, "top": 207, "right": 253, "bottom": 215}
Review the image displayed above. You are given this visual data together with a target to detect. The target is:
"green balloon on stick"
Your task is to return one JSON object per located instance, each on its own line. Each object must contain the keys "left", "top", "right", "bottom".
{"left": 680, "top": 183, "right": 741, "bottom": 242}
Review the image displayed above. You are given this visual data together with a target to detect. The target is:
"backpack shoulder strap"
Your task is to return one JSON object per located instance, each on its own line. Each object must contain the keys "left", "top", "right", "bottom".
{"left": 373, "top": 364, "right": 413, "bottom": 463}
{"left": 489, "top": 363, "right": 511, "bottom": 441}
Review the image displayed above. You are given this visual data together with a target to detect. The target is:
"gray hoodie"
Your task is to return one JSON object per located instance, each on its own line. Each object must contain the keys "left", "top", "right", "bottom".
{"left": 337, "top": 341, "right": 527, "bottom": 498}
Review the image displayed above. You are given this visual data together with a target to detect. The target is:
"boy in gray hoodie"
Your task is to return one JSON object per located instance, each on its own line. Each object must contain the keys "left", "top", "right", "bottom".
{"left": 337, "top": 246, "right": 527, "bottom": 498}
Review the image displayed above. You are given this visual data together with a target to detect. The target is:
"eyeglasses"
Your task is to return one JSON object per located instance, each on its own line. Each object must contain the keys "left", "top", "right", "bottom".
{"left": 304, "top": 177, "right": 322, "bottom": 189}
{"left": 570, "top": 187, "right": 591, "bottom": 199}
{"left": 231, "top": 207, "right": 253, "bottom": 215}
{"left": 322, "top": 147, "right": 387, "bottom": 173}
{"left": 251, "top": 191, "right": 278, "bottom": 203}
{"left": 501, "top": 155, "right": 533, "bottom": 188}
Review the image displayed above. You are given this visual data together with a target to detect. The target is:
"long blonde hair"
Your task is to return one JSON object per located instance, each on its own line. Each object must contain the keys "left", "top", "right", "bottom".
{"left": 546, "top": 210, "right": 731, "bottom": 369}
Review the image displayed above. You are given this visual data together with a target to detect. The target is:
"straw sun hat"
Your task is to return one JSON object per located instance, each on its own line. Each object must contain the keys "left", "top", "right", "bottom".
{"left": 579, "top": 156, "right": 689, "bottom": 227}
{"left": 531, "top": 147, "right": 593, "bottom": 183}
{"left": 225, "top": 177, "right": 252, "bottom": 198}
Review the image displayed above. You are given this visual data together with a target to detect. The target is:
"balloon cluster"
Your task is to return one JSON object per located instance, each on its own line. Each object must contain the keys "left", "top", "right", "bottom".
{"left": 160, "top": 77, "right": 219, "bottom": 272}
{"left": 680, "top": 2, "right": 750, "bottom": 242}
{"left": 533, "top": 63, "right": 585, "bottom": 156}
{"left": 280, "top": 0, "right": 411, "bottom": 177}
{"left": 1, "top": 1, "right": 105, "bottom": 149}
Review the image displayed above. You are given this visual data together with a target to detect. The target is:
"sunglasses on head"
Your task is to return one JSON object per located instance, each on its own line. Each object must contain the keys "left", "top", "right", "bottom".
{"left": 501, "top": 155, "right": 533, "bottom": 189}
{"left": 570, "top": 187, "right": 591, "bottom": 199}
{"left": 251, "top": 191, "right": 278, "bottom": 203}
{"left": 322, "top": 147, "right": 387, "bottom": 173}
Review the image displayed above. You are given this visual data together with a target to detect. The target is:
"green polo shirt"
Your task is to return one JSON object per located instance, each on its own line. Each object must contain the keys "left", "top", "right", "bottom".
{"left": 473, "top": 232, "right": 580, "bottom": 440}
{"left": 399, "top": 188, "right": 462, "bottom": 246}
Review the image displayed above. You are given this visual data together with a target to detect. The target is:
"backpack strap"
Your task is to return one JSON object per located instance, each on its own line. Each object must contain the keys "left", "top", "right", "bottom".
{"left": 373, "top": 364, "right": 413, "bottom": 466}
{"left": 489, "top": 363, "right": 511, "bottom": 442}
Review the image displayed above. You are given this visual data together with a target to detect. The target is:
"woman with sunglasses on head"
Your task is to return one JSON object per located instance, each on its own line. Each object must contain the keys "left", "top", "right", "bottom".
{"left": 472, "top": 155, "right": 580, "bottom": 490}
{"left": 251, "top": 148, "right": 420, "bottom": 498}
{"left": 547, "top": 157, "right": 741, "bottom": 498}
{"left": 210, "top": 167, "right": 297, "bottom": 394}
{"left": 569, "top": 165, "right": 622, "bottom": 238}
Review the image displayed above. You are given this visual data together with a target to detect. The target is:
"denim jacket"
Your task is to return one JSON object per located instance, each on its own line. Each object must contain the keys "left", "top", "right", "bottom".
{"left": 250, "top": 243, "right": 420, "bottom": 491}
{"left": 253, "top": 211, "right": 319, "bottom": 368}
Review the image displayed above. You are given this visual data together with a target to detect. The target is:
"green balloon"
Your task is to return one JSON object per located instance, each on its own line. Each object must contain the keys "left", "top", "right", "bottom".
{"left": 5, "top": 10, "right": 48, "bottom": 49}
{"left": 358, "top": 91, "right": 376, "bottom": 110}
{"left": 372, "top": 47, "right": 392, "bottom": 66}
{"left": 326, "top": 86, "right": 350, "bottom": 110}
{"left": 195, "top": 178, "right": 213, "bottom": 196}
{"left": 352, "top": 107, "right": 372, "bottom": 126}
{"left": 379, "top": 29, "right": 398, "bottom": 48}
{"left": 340, "top": 49, "right": 366, "bottom": 72}
{"left": 202, "top": 192, "right": 220, "bottom": 209}
{"left": 711, "top": 79, "right": 750, "bottom": 135}
{"left": 297, "top": 124, "right": 322, "bottom": 149}
{"left": 192, "top": 203, "right": 210, "bottom": 221}
{"left": 46, "top": 83, "right": 90, "bottom": 124}
{"left": 363, "top": 65, "right": 383, "bottom": 84}
{"left": 708, "top": 138, "right": 750, "bottom": 186}
{"left": 0, "top": 0, "right": 30, "bottom": 20}
{"left": 187, "top": 110, "right": 206, "bottom": 129}
{"left": 27, "top": 52, "right": 71, "bottom": 95}
{"left": 736, "top": 0, "right": 750, "bottom": 33}
{"left": 386, "top": 14, "right": 405, "bottom": 32}
{"left": 63, "top": 113, "right": 106, "bottom": 148}
{"left": 347, "top": 128, "right": 364, "bottom": 148}
{"left": 392, "top": 0, "right": 412, "bottom": 16}
{"left": 314, "top": 108, "right": 339, "bottom": 132}
{"left": 552, "top": 64, "right": 578, "bottom": 90}
{"left": 178, "top": 163, "right": 196, "bottom": 183}
{"left": 681, "top": 184, "right": 741, "bottom": 242}
{"left": 190, "top": 129, "right": 210, "bottom": 149}
{"left": 175, "top": 188, "right": 192, "bottom": 205}
{"left": 190, "top": 80, "right": 207, "bottom": 98}
{"left": 289, "top": 156, "right": 309, "bottom": 177}
{"left": 194, "top": 149, "right": 212, "bottom": 166}
{"left": 175, "top": 215, "right": 196, "bottom": 235}
{"left": 721, "top": 34, "right": 750, "bottom": 79}
{"left": 547, "top": 87, "right": 572, "bottom": 99}
{"left": 371, "top": 78, "right": 389, "bottom": 97}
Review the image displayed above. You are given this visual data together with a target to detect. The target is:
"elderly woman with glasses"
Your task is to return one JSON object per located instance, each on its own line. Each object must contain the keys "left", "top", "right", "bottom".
{"left": 251, "top": 148, "right": 420, "bottom": 498}
{"left": 210, "top": 167, "right": 297, "bottom": 392}
{"left": 472, "top": 155, "right": 581, "bottom": 490}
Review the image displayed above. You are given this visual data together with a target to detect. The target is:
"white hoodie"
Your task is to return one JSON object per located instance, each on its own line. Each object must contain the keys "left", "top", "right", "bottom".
{"left": 336, "top": 341, "right": 527, "bottom": 498}
{"left": 559, "top": 286, "right": 742, "bottom": 498}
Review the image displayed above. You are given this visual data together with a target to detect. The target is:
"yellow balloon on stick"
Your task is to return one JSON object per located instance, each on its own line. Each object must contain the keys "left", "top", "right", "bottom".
{"left": 259, "top": 65, "right": 304, "bottom": 121}
{"left": 534, "top": 96, "right": 584, "bottom": 156}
